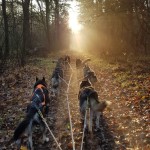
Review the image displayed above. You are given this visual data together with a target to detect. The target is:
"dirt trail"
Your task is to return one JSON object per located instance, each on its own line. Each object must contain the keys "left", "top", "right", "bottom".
{"left": 0, "top": 52, "right": 149, "bottom": 150}
{"left": 53, "top": 55, "right": 116, "bottom": 150}
{"left": 53, "top": 57, "right": 82, "bottom": 150}
{"left": 52, "top": 53, "right": 149, "bottom": 150}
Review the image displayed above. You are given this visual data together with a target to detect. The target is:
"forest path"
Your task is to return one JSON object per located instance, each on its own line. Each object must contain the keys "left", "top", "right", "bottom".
{"left": 0, "top": 51, "right": 149, "bottom": 150}
{"left": 52, "top": 52, "right": 150, "bottom": 150}
{"left": 53, "top": 56, "right": 82, "bottom": 150}
{"left": 52, "top": 53, "right": 106, "bottom": 150}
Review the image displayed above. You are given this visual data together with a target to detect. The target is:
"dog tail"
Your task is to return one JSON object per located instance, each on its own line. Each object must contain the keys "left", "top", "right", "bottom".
{"left": 82, "top": 58, "right": 91, "bottom": 65}
{"left": 8, "top": 118, "right": 31, "bottom": 144}
{"left": 90, "top": 96, "right": 107, "bottom": 112}
{"left": 11, "top": 108, "right": 36, "bottom": 142}
{"left": 12, "top": 118, "right": 31, "bottom": 141}
{"left": 96, "top": 101, "right": 108, "bottom": 112}
{"left": 52, "top": 60, "right": 58, "bottom": 63}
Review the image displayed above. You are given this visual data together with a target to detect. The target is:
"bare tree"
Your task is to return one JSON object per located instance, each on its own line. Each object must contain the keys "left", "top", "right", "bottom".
{"left": 21, "top": 0, "right": 30, "bottom": 65}
{"left": 54, "top": 0, "right": 60, "bottom": 50}
{"left": 36, "top": 0, "right": 50, "bottom": 48}
{"left": 2, "top": 0, "right": 9, "bottom": 61}
{"left": 45, "top": 0, "right": 50, "bottom": 49}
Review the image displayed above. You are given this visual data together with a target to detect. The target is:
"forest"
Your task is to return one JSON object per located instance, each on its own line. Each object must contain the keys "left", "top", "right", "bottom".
{"left": 0, "top": 0, "right": 150, "bottom": 150}
{"left": 0, "top": 0, "right": 70, "bottom": 67}
{"left": 0, "top": 0, "right": 150, "bottom": 65}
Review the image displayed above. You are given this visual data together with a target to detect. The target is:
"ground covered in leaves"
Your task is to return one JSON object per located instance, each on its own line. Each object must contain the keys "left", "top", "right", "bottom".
{"left": 0, "top": 51, "right": 149, "bottom": 150}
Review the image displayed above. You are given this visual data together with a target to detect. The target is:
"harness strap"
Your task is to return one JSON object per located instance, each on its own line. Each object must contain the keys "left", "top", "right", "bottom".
{"left": 33, "top": 102, "right": 63, "bottom": 150}
{"left": 80, "top": 97, "right": 90, "bottom": 150}
{"left": 86, "top": 96, "right": 90, "bottom": 109}
{"left": 33, "top": 84, "right": 46, "bottom": 106}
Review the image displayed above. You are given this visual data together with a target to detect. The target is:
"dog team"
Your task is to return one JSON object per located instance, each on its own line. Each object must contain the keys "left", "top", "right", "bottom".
{"left": 10, "top": 55, "right": 107, "bottom": 150}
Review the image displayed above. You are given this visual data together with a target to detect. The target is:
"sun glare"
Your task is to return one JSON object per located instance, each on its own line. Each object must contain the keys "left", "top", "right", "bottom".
{"left": 69, "top": 1, "right": 84, "bottom": 52}
{"left": 69, "top": 1, "right": 82, "bottom": 33}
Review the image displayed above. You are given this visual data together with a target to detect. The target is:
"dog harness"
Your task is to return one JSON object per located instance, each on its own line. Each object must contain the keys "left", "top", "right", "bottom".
{"left": 79, "top": 86, "right": 99, "bottom": 107}
{"left": 33, "top": 84, "right": 46, "bottom": 106}
{"left": 27, "top": 84, "right": 49, "bottom": 118}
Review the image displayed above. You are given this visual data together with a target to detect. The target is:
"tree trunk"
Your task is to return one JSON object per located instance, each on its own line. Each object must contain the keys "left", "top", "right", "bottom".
{"left": 45, "top": 0, "right": 50, "bottom": 49}
{"left": 30, "top": 0, "right": 33, "bottom": 48}
{"left": 54, "top": 0, "right": 60, "bottom": 50}
{"left": 22, "top": 0, "right": 30, "bottom": 66}
{"left": 2, "top": 0, "right": 9, "bottom": 60}
{"left": 36, "top": 0, "right": 49, "bottom": 47}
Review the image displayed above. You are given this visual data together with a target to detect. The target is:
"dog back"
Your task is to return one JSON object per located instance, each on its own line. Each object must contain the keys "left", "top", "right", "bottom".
{"left": 78, "top": 86, "right": 99, "bottom": 107}
{"left": 76, "top": 59, "right": 82, "bottom": 68}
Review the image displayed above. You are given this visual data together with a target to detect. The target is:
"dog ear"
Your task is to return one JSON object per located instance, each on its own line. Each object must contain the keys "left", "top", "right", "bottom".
{"left": 36, "top": 77, "right": 38, "bottom": 81}
{"left": 43, "top": 77, "right": 45, "bottom": 81}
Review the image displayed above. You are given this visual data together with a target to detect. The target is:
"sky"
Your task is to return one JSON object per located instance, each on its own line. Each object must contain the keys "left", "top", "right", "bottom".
{"left": 68, "top": 0, "right": 82, "bottom": 32}
{"left": 32, "top": 0, "right": 82, "bottom": 33}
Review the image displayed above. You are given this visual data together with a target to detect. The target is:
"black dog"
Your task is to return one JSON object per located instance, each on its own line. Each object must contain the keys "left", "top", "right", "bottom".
{"left": 76, "top": 58, "right": 91, "bottom": 69}
{"left": 86, "top": 71, "right": 98, "bottom": 85}
{"left": 83, "top": 64, "right": 98, "bottom": 85}
{"left": 11, "top": 77, "right": 50, "bottom": 150}
{"left": 64, "top": 55, "right": 70, "bottom": 64}
{"left": 76, "top": 58, "right": 82, "bottom": 69}
{"left": 64, "top": 55, "right": 71, "bottom": 70}
{"left": 51, "top": 57, "right": 65, "bottom": 97}
{"left": 78, "top": 79, "right": 107, "bottom": 132}
{"left": 52, "top": 57, "right": 64, "bottom": 78}
{"left": 51, "top": 68, "right": 62, "bottom": 97}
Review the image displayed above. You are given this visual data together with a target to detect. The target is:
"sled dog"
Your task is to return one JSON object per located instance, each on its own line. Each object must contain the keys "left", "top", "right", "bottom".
{"left": 78, "top": 79, "right": 107, "bottom": 132}
{"left": 11, "top": 77, "right": 50, "bottom": 150}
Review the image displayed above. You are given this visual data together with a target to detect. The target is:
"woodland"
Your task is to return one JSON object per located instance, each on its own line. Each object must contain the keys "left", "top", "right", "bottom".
{"left": 0, "top": 0, "right": 150, "bottom": 66}
{"left": 0, "top": 0, "right": 150, "bottom": 150}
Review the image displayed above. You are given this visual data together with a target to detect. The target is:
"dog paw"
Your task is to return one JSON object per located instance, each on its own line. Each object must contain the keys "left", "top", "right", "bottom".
{"left": 95, "top": 126, "right": 100, "bottom": 131}
{"left": 45, "top": 137, "right": 49, "bottom": 142}
{"left": 43, "top": 137, "right": 49, "bottom": 143}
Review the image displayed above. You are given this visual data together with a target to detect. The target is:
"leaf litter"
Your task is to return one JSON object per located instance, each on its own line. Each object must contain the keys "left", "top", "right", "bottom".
{"left": 0, "top": 53, "right": 150, "bottom": 150}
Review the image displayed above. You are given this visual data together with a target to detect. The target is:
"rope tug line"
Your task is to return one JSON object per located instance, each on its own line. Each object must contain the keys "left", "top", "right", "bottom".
{"left": 80, "top": 97, "right": 90, "bottom": 150}
{"left": 34, "top": 61, "right": 75, "bottom": 150}
{"left": 60, "top": 62, "right": 75, "bottom": 150}
{"left": 66, "top": 73, "right": 75, "bottom": 150}
{"left": 34, "top": 104, "right": 62, "bottom": 150}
